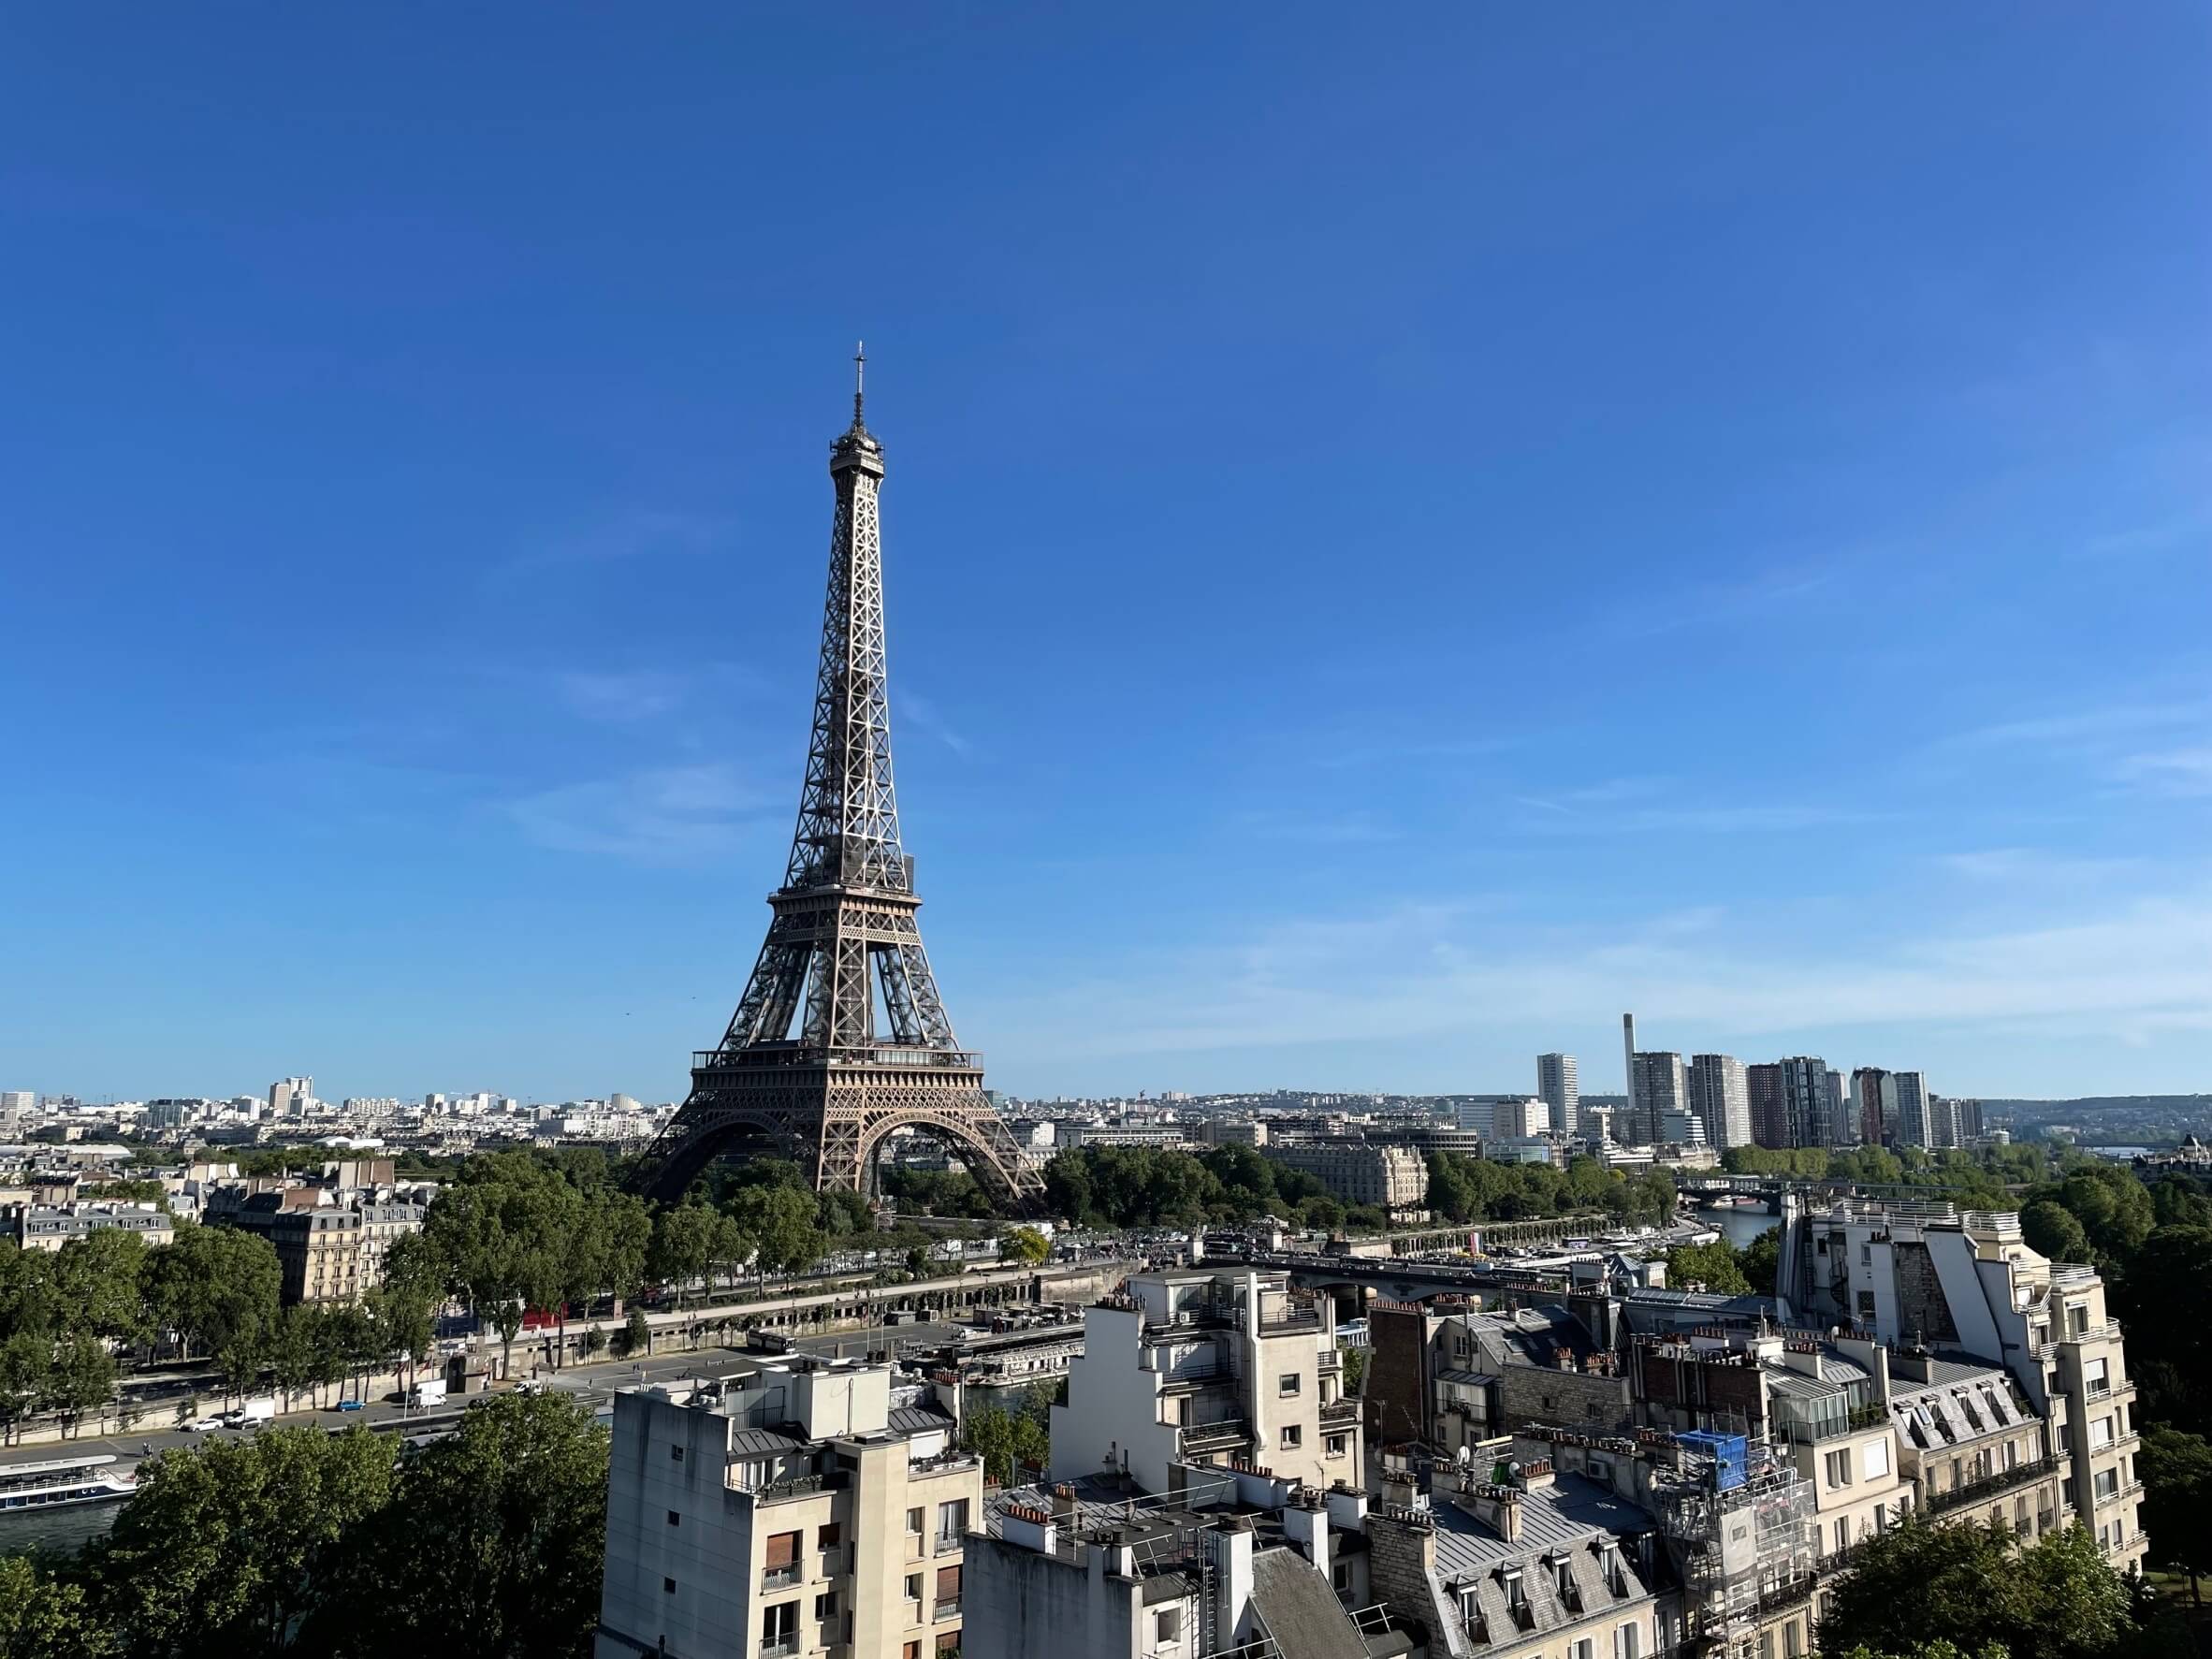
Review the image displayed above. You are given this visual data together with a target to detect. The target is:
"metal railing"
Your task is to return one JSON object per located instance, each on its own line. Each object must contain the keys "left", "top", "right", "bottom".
{"left": 934, "top": 1597, "right": 962, "bottom": 1622}
{"left": 761, "top": 1637, "right": 799, "bottom": 1658}
{"left": 762, "top": 1563, "right": 804, "bottom": 1591}
{"left": 1319, "top": 1399, "right": 1360, "bottom": 1423}
{"left": 1926, "top": 1456, "right": 2056, "bottom": 1516}
{"left": 935, "top": 1534, "right": 965, "bottom": 1555}
{"left": 1180, "top": 1418, "right": 1252, "bottom": 1449}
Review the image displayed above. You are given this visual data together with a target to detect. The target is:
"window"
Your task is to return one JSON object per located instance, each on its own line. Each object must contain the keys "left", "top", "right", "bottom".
{"left": 764, "top": 1531, "right": 803, "bottom": 1589}
{"left": 906, "top": 1644, "right": 922, "bottom": 1659}
{"left": 1860, "top": 1243, "right": 1871, "bottom": 1264}
{"left": 1615, "top": 1622, "right": 1641, "bottom": 1659}
{"left": 1280, "top": 1425, "right": 1302, "bottom": 1450}
{"left": 935, "top": 1564, "right": 962, "bottom": 1619}
{"left": 1279, "top": 1373, "right": 1302, "bottom": 1397}
{"left": 1862, "top": 1438, "right": 1890, "bottom": 1480}
{"left": 819, "top": 1522, "right": 842, "bottom": 1548}
{"left": 937, "top": 1498, "right": 970, "bottom": 1547}
{"left": 2090, "top": 1417, "right": 2115, "bottom": 1450}
{"left": 1785, "top": 1621, "right": 1803, "bottom": 1658}
{"left": 908, "top": 1506, "right": 925, "bottom": 1535}
{"left": 1570, "top": 1641, "right": 1594, "bottom": 1659}
{"left": 666, "top": 1509, "right": 681, "bottom": 1527}
{"left": 1332, "top": 1561, "right": 1353, "bottom": 1593}
{"left": 1155, "top": 1607, "right": 1182, "bottom": 1647}
{"left": 2094, "top": 1468, "right": 2119, "bottom": 1500}
{"left": 906, "top": 1574, "right": 924, "bottom": 1605}
{"left": 1325, "top": 1433, "right": 1346, "bottom": 1458}
{"left": 763, "top": 1603, "right": 799, "bottom": 1654}
{"left": 1825, "top": 1449, "right": 1853, "bottom": 1489}
{"left": 1833, "top": 1518, "right": 1849, "bottom": 1556}
{"left": 816, "top": 1592, "right": 838, "bottom": 1619}
{"left": 1503, "top": 1566, "right": 1525, "bottom": 1608}
{"left": 663, "top": 1577, "right": 677, "bottom": 1594}
{"left": 2084, "top": 1357, "right": 2109, "bottom": 1394}
{"left": 1857, "top": 1291, "right": 1877, "bottom": 1319}
{"left": 670, "top": 1444, "right": 685, "bottom": 1463}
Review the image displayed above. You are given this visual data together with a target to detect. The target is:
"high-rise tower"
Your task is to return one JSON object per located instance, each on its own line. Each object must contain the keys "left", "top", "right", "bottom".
{"left": 633, "top": 357, "right": 1042, "bottom": 1209}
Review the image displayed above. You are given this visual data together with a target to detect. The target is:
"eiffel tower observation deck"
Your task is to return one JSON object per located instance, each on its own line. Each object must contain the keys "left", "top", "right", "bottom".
{"left": 633, "top": 353, "right": 1044, "bottom": 1212}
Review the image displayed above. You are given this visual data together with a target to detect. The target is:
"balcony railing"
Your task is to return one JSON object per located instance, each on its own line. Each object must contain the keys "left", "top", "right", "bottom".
{"left": 762, "top": 1636, "right": 799, "bottom": 1657}
{"left": 935, "top": 1534, "right": 965, "bottom": 1556}
{"left": 2059, "top": 1321, "right": 2120, "bottom": 1346}
{"left": 1180, "top": 1418, "right": 1252, "bottom": 1450}
{"left": 2094, "top": 1479, "right": 2144, "bottom": 1506}
{"left": 1320, "top": 1398, "right": 1360, "bottom": 1424}
{"left": 934, "top": 1597, "right": 962, "bottom": 1622}
{"left": 762, "top": 1564, "right": 804, "bottom": 1591}
{"left": 1926, "top": 1456, "right": 2057, "bottom": 1516}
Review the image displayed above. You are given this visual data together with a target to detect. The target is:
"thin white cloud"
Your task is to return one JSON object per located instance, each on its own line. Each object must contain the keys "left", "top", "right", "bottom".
{"left": 2117, "top": 748, "right": 2212, "bottom": 798}
{"left": 900, "top": 692, "right": 973, "bottom": 757}
{"left": 505, "top": 764, "right": 773, "bottom": 864}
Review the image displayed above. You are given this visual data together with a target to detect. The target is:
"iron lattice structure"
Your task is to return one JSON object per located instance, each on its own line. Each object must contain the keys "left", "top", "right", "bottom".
{"left": 633, "top": 358, "right": 1043, "bottom": 1212}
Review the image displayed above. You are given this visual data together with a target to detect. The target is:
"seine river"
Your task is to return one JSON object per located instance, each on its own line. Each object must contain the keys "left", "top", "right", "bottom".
{"left": 0, "top": 1498, "right": 124, "bottom": 1558}
{"left": 1708, "top": 1204, "right": 1781, "bottom": 1249}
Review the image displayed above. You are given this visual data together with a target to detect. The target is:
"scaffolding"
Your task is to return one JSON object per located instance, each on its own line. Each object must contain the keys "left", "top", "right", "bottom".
{"left": 1651, "top": 1434, "right": 1817, "bottom": 1641}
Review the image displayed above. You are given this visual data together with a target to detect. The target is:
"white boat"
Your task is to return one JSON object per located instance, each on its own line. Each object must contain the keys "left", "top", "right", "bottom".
{"left": 0, "top": 1453, "right": 138, "bottom": 1511}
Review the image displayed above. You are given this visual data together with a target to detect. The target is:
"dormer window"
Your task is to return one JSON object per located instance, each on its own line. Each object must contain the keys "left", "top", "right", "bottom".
{"left": 1502, "top": 1566, "right": 1525, "bottom": 1608}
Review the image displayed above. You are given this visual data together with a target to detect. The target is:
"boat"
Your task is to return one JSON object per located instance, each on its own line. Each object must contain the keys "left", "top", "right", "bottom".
{"left": 0, "top": 1454, "right": 138, "bottom": 1511}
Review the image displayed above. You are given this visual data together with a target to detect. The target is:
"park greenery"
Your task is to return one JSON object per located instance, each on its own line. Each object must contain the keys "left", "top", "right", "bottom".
{"left": 0, "top": 1392, "right": 609, "bottom": 1658}
{"left": 959, "top": 1380, "right": 1056, "bottom": 1484}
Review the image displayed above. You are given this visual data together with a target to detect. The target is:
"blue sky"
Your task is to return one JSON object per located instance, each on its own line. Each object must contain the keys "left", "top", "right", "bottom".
{"left": 3, "top": 7, "right": 2207, "bottom": 1106}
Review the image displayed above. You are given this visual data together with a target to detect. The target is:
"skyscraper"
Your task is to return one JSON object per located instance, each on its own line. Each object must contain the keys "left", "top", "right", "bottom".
{"left": 1630, "top": 1051, "right": 1688, "bottom": 1145}
{"left": 1851, "top": 1068, "right": 1899, "bottom": 1147}
{"left": 1825, "top": 1069, "right": 1852, "bottom": 1146}
{"left": 1896, "top": 1070, "right": 1933, "bottom": 1148}
{"left": 1537, "top": 1053, "right": 1579, "bottom": 1136}
{"left": 1621, "top": 1013, "right": 1639, "bottom": 1138}
{"left": 269, "top": 1076, "right": 312, "bottom": 1119}
{"left": 1747, "top": 1062, "right": 1786, "bottom": 1147}
{"left": 1772, "top": 1056, "right": 1830, "bottom": 1149}
{"left": 1688, "top": 1054, "right": 1752, "bottom": 1149}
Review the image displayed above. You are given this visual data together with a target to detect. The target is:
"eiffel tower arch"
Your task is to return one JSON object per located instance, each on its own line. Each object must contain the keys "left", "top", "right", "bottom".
{"left": 632, "top": 354, "right": 1044, "bottom": 1215}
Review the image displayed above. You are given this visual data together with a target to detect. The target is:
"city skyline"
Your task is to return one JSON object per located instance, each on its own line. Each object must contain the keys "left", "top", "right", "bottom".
{"left": 4, "top": 10, "right": 2207, "bottom": 1104}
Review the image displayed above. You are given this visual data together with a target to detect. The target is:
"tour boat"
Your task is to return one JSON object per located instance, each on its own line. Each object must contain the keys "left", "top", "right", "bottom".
{"left": 0, "top": 1454, "right": 138, "bottom": 1511}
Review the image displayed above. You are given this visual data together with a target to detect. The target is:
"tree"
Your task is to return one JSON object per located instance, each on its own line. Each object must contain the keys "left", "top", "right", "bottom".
{"left": 312, "top": 1392, "right": 608, "bottom": 1658}
{"left": 1836, "top": 1645, "right": 2010, "bottom": 1659}
{"left": 2021, "top": 1201, "right": 2091, "bottom": 1265}
{"left": 0, "top": 1553, "right": 117, "bottom": 1659}
{"left": 729, "top": 1185, "right": 824, "bottom": 1278}
{"left": 1000, "top": 1226, "right": 1051, "bottom": 1267}
{"left": 1816, "top": 1517, "right": 2132, "bottom": 1659}
{"left": 648, "top": 1204, "right": 719, "bottom": 1310}
{"left": 53, "top": 1228, "right": 153, "bottom": 1347}
{"left": 623, "top": 1307, "right": 650, "bottom": 1358}
{"left": 144, "top": 1222, "right": 282, "bottom": 1363}
{"left": 1664, "top": 1240, "right": 1752, "bottom": 1296}
{"left": 47, "top": 1331, "right": 118, "bottom": 1438}
{"left": 962, "top": 1404, "right": 1049, "bottom": 1484}
{"left": 1739, "top": 1228, "right": 1781, "bottom": 1297}
{"left": 2139, "top": 1425, "right": 2212, "bottom": 1605}
{"left": 2112, "top": 1227, "right": 2212, "bottom": 1434}
{"left": 0, "top": 1331, "right": 48, "bottom": 1444}
{"left": 268, "top": 1304, "right": 321, "bottom": 1410}
{"left": 81, "top": 1424, "right": 396, "bottom": 1658}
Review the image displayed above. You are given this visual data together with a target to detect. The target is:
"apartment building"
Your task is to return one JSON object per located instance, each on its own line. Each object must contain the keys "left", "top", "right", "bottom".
{"left": 1365, "top": 1298, "right": 1630, "bottom": 1455}
{"left": 968, "top": 1466, "right": 1390, "bottom": 1659}
{"left": 1052, "top": 1268, "right": 1361, "bottom": 1496}
{"left": 12, "top": 1201, "right": 174, "bottom": 1252}
{"left": 1775, "top": 1198, "right": 2144, "bottom": 1573}
{"left": 1262, "top": 1140, "right": 1427, "bottom": 1213}
{"left": 1687, "top": 1056, "right": 1752, "bottom": 1151}
{"left": 1364, "top": 1448, "right": 1670, "bottom": 1659}
{"left": 595, "top": 1356, "right": 982, "bottom": 1659}
{"left": 216, "top": 1187, "right": 429, "bottom": 1304}
{"left": 1538, "top": 1054, "right": 1579, "bottom": 1138}
{"left": 1885, "top": 1348, "right": 2068, "bottom": 1545}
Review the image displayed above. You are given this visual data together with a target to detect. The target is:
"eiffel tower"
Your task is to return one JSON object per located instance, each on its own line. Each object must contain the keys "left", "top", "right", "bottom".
{"left": 633, "top": 353, "right": 1044, "bottom": 1212}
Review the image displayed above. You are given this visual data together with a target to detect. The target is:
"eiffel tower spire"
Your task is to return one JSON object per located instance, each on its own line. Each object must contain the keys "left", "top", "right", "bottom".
{"left": 634, "top": 360, "right": 1041, "bottom": 1210}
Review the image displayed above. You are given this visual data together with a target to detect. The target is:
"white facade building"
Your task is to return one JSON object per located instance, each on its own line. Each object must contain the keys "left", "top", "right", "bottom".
{"left": 1536, "top": 1053, "right": 1579, "bottom": 1137}
{"left": 1686, "top": 1055, "right": 1751, "bottom": 1150}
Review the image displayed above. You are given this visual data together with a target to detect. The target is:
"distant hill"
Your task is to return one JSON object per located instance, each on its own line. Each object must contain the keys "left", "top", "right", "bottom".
{"left": 1986, "top": 1095, "right": 2212, "bottom": 1116}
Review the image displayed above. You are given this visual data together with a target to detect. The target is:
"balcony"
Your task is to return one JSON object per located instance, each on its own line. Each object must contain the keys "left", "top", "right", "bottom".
{"left": 934, "top": 1598, "right": 962, "bottom": 1623}
{"left": 1320, "top": 1398, "right": 1360, "bottom": 1425}
{"left": 909, "top": 1450, "right": 981, "bottom": 1478}
{"left": 2094, "top": 1480, "right": 2144, "bottom": 1507}
{"left": 1926, "top": 1456, "right": 2057, "bottom": 1516}
{"left": 762, "top": 1637, "right": 800, "bottom": 1658}
{"left": 1180, "top": 1418, "right": 1253, "bottom": 1453}
{"left": 935, "top": 1535, "right": 964, "bottom": 1556}
{"left": 2059, "top": 1321, "right": 2121, "bottom": 1346}
{"left": 763, "top": 1564, "right": 805, "bottom": 1591}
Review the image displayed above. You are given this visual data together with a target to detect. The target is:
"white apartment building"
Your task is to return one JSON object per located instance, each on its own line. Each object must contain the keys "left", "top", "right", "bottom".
{"left": 595, "top": 1356, "right": 982, "bottom": 1659}
{"left": 1776, "top": 1198, "right": 2144, "bottom": 1574}
{"left": 1687, "top": 1055, "right": 1752, "bottom": 1151}
{"left": 1894, "top": 1072, "right": 1938, "bottom": 1148}
{"left": 1537, "top": 1054, "right": 1579, "bottom": 1138}
{"left": 269, "top": 1076, "right": 313, "bottom": 1119}
{"left": 1457, "top": 1096, "right": 1550, "bottom": 1139}
{"left": 1053, "top": 1268, "right": 1361, "bottom": 1498}
{"left": 969, "top": 1468, "right": 1387, "bottom": 1659}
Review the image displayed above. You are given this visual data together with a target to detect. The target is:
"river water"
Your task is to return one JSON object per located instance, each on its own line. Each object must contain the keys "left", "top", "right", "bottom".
{"left": 0, "top": 1498, "right": 124, "bottom": 1558}
{"left": 1708, "top": 1204, "right": 1781, "bottom": 1249}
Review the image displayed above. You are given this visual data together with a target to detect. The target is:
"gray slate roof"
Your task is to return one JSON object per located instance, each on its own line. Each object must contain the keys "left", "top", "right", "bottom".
{"left": 1250, "top": 1546, "right": 1368, "bottom": 1659}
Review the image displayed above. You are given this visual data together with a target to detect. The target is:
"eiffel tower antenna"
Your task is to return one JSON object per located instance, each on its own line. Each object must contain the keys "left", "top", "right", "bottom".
{"left": 633, "top": 359, "right": 1042, "bottom": 1211}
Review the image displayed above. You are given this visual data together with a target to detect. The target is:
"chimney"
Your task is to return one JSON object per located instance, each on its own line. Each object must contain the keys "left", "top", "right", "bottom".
{"left": 1051, "top": 1482, "right": 1079, "bottom": 1519}
{"left": 1281, "top": 1494, "right": 1331, "bottom": 1571}
{"left": 1325, "top": 1485, "right": 1369, "bottom": 1531}
{"left": 1210, "top": 1517, "right": 1257, "bottom": 1649}
{"left": 1469, "top": 1485, "right": 1523, "bottom": 1544}
{"left": 1000, "top": 1504, "right": 1058, "bottom": 1555}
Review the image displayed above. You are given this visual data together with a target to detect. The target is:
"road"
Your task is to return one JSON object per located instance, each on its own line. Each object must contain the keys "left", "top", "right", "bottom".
{"left": 0, "top": 1317, "right": 976, "bottom": 1486}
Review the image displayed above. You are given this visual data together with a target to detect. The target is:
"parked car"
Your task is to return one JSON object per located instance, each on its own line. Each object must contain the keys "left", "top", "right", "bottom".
{"left": 335, "top": 1399, "right": 365, "bottom": 1412}
{"left": 184, "top": 1413, "right": 229, "bottom": 1433}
